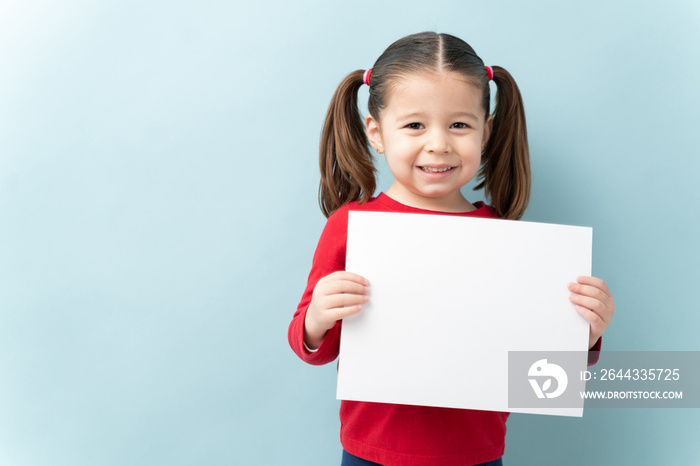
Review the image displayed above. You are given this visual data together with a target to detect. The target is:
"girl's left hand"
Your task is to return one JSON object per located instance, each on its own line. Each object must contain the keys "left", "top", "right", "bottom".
{"left": 568, "top": 276, "right": 615, "bottom": 350}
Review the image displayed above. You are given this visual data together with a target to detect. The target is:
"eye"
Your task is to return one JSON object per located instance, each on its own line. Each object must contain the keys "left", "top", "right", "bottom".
{"left": 405, "top": 122, "right": 424, "bottom": 130}
{"left": 451, "top": 122, "right": 471, "bottom": 129}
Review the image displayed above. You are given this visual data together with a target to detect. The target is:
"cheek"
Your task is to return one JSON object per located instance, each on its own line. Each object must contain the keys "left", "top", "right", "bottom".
{"left": 385, "top": 155, "right": 411, "bottom": 175}
{"left": 461, "top": 137, "right": 485, "bottom": 155}
{"left": 383, "top": 142, "right": 413, "bottom": 162}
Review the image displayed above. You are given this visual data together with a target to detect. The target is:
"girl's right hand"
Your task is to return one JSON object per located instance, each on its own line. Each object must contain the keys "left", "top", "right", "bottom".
{"left": 304, "top": 271, "right": 370, "bottom": 350}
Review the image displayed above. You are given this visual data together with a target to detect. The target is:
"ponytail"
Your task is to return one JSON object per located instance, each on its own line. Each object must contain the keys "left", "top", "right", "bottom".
{"left": 475, "top": 66, "right": 531, "bottom": 220}
{"left": 318, "top": 70, "right": 377, "bottom": 218}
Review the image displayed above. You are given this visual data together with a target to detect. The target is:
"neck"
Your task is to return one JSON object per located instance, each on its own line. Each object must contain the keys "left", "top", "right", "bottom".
{"left": 385, "top": 185, "right": 476, "bottom": 213}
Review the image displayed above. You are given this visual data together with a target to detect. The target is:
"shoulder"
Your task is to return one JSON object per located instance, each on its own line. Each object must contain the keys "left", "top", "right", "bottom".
{"left": 471, "top": 201, "right": 501, "bottom": 219}
{"left": 327, "top": 196, "right": 386, "bottom": 225}
{"left": 345, "top": 196, "right": 386, "bottom": 212}
{"left": 324, "top": 202, "right": 352, "bottom": 232}
{"left": 320, "top": 196, "right": 388, "bottom": 242}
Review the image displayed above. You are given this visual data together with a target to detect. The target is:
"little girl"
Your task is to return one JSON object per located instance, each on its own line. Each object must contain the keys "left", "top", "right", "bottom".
{"left": 288, "top": 32, "right": 615, "bottom": 466}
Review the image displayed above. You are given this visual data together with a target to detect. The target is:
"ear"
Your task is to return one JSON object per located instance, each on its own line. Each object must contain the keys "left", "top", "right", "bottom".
{"left": 481, "top": 114, "right": 494, "bottom": 151}
{"left": 365, "top": 113, "right": 384, "bottom": 154}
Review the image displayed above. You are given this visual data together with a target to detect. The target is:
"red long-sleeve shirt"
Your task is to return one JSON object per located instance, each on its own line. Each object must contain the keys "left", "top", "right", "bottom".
{"left": 289, "top": 193, "right": 601, "bottom": 465}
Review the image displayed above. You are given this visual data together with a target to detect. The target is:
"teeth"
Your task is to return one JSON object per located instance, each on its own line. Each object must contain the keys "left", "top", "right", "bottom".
{"left": 421, "top": 167, "right": 452, "bottom": 173}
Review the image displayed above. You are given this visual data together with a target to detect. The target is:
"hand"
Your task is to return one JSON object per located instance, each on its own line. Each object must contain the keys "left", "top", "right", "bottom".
{"left": 568, "top": 276, "right": 615, "bottom": 350}
{"left": 304, "top": 271, "right": 370, "bottom": 350}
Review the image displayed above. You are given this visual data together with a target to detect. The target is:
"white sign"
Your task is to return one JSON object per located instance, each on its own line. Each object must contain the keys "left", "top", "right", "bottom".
{"left": 338, "top": 211, "right": 592, "bottom": 417}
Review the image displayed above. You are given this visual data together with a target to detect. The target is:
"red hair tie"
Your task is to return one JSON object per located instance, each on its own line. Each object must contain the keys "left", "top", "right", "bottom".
{"left": 363, "top": 68, "right": 372, "bottom": 86}
{"left": 485, "top": 65, "right": 494, "bottom": 81}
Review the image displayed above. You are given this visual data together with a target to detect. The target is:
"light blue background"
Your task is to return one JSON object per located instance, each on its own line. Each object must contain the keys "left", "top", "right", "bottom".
{"left": 1, "top": 1, "right": 698, "bottom": 464}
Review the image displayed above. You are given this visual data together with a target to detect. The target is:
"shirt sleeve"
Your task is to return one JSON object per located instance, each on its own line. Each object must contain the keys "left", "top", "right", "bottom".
{"left": 587, "top": 336, "right": 602, "bottom": 366}
{"left": 288, "top": 207, "right": 349, "bottom": 365}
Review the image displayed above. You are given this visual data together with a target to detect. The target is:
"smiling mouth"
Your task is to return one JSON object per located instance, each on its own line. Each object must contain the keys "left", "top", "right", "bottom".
{"left": 419, "top": 166, "right": 454, "bottom": 173}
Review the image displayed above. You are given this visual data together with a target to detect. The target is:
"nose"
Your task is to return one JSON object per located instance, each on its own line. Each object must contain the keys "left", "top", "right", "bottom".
{"left": 425, "top": 129, "right": 450, "bottom": 154}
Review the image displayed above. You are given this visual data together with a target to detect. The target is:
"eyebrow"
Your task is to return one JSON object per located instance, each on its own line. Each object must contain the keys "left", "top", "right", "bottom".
{"left": 396, "top": 112, "right": 426, "bottom": 120}
{"left": 397, "top": 112, "right": 479, "bottom": 121}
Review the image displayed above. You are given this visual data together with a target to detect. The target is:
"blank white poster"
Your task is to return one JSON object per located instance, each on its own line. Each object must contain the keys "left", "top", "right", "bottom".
{"left": 338, "top": 211, "right": 592, "bottom": 417}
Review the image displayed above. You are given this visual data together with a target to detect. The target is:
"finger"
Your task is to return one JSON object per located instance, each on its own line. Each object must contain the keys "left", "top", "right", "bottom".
{"left": 324, "top": 271, "right": 369, "bottom": 285}
{"left": 568, "top": 282, "right": 609, "bottom": 302}
{"left": 328, "top": 304, "right": 364, "bottom": 321}
{"left": 569, "top": 294, "right": 609, "bottom": 322}
{"left": 323, "top": 292, "right": 369, "bottom": 310}
{"left": 575, "top": 276, "right": 611, "bottom": 297}
{"left": 319, "top": 279, "right": 369, "bottom": 297}
{"left": 574, "top": 305, "right": 605, "bottom": 335}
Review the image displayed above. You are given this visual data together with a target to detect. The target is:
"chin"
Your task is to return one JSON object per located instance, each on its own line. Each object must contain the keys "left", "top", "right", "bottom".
{"left": 418, "top": 188, "right": 459, "bottom": 198}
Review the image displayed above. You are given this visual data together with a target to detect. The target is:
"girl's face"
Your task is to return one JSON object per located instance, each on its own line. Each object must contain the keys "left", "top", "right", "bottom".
{"left": 366, "top": 71, "right": 492, "bottom": 212}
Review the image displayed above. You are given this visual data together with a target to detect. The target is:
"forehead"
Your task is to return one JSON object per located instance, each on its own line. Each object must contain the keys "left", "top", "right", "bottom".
{"left": 384, "top": 71, "right": 484, "bottom": 114}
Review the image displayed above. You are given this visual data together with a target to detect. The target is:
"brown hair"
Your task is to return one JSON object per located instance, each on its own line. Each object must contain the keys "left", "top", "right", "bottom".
{"left": 318, "top": 32, "right": 530, "bottom": 219}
